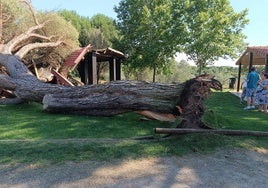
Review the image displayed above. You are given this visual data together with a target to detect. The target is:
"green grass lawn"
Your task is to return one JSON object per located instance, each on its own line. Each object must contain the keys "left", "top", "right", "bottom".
{"left": 0, "top": 91, "right": 267, "bottom": 165}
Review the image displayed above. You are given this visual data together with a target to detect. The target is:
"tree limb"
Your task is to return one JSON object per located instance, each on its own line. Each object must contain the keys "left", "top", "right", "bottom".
{"left": 19, "top": 0, "right": 39, "bottom": 25}
{"left": 4, "top": 22, "right": 47, "bottom": 53}
{"left": 0, "top": 97, "right": 25, "bottom": 105}
{"left": 15, "top": 40, "right": 63, "bottom": 59}
{"left": 0, "top": 74, "right": 15, "bottom": 90}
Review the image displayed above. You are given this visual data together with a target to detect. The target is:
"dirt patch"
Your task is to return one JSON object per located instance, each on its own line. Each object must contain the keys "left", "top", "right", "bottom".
{"left": 0, "top": 148, "right": 267, "bottom": 188}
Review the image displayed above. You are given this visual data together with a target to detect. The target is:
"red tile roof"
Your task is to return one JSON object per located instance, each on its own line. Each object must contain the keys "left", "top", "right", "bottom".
{"left": 63, "top": 44, "right": 92, "bottom": 67}
{"left": 236, "top": 46, "right": 268, "bottom": 65}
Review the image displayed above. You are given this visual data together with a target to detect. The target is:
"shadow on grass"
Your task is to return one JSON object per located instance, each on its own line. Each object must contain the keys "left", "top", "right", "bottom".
{"left": 0, "top": 102, "right": 172, "bottom": 139}
{"left": 0, "top": 133, "right": 235, "bottom": 165}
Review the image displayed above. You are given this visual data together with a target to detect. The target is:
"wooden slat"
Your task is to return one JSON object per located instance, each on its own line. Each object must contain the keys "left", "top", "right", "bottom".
{"left": 51, "top": 69, "right": 74, "bottom": 86}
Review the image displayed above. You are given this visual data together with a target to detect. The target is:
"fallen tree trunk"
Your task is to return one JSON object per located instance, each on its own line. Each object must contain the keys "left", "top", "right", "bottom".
{"left": 43, "top": 80, "right": 183, "bottom": 116}
{"left": 155, "top": 128, "right": 268, "bottom": 137}
{"left": 0, "top": 54, "right": 222, "bottom": 128}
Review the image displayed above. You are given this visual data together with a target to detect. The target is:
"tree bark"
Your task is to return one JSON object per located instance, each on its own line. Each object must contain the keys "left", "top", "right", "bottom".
{"left": 43, "top": 80, "right": 183, "bottom": 116}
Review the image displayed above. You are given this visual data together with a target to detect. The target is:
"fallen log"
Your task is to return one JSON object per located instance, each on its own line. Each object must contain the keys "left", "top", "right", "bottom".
{"left": 0, "top": 54, "right": 222, "bottom": 128}
{"left": 155, "top": 128, "right": 268, "bottom": 137}
{"left": 43, "top": 80, "right": 184, "bottom": 116}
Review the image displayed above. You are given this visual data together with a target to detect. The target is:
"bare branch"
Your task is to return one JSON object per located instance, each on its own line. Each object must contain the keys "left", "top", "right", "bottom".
{"left": 15, "top": 40, "right": 63, "bottom": 59}
{"left": 28, "top": 33, "right": 54, "bottom": 41}
{"left": 19, "top": 0, "right": 39, "bottom": 25}
{"left": 4, "top": 21, "right": 48, "bottom": 53}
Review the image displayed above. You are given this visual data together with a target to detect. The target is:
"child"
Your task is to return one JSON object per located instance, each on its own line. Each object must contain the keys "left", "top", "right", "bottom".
{"left": 240, "top": 78, "right": 247, "bottom": 104}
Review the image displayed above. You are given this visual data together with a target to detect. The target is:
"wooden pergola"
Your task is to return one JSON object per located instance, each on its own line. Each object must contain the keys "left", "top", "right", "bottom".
{"left": 235, "top": 46, "right": 268, "bottom": 92}
{"left": 57, "top": 44, "right": 125, "bottom": 85}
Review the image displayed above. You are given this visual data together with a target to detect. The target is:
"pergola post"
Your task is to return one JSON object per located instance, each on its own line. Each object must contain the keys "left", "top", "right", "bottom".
{"left": 248, "top": 52, "right": 253, "bottom": 72}
{"left": 109, "top": 58, "right": 116, "bottom": 81}
{"left": 83, "top": 57, "right": 89, "bottom": 84}
{"left": 88, "top": 52, "right": 97, "bottom": 84}
{"left": 265, "top": 54, "right": 268, "bottom": 73}
{"left": 115, "top": 59, "right": 121, "bottom": 80}
{"left": 237, "top": 63, "right": 242, "bottom": 92}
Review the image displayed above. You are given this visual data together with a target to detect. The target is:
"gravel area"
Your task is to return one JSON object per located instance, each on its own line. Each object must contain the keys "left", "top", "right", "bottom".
{"left": 0, "top": 148, "right": 267, "bottom": 188}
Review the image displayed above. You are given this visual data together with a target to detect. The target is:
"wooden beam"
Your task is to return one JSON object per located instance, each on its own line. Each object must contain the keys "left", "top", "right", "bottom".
{"left": 265, "top": 54, "right": 268, "bottom": 73}
{"left": 84, "top": 58, "right": 89, "bottom": 84}
{"left": 88, "top": 52, "right": 97, "bottom": 84}
{"left": 51, "top": 69, "right": 74, "bottom": 86}
{"left": 237, "top": 63, "right": 242, "bottom": 92}
{"left": 109, "top": 58, "right": 116, "bottom": 81}
{"left": 248, "top": 52, "right": 253, "bottom": 72}
{"left": 155, "top": 128, "right": 268, "bottom": 137}
{"left": 116, "top": 59, "right": 121, "bottom": 80}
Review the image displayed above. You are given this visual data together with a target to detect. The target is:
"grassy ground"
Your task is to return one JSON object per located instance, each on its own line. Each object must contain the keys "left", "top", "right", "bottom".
{"left": 0, "top": 91, "right": 267, "bottom": 165}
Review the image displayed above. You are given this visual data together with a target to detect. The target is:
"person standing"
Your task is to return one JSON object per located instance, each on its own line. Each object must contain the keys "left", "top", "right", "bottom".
{"left": 255, "top": 72, "right": 268, "bottom": 113}
{"left": 244, "top": 67, "right": 260, "bottom": 110}
{"left": 240, "top": 77, "right": 247, "bottom": 104}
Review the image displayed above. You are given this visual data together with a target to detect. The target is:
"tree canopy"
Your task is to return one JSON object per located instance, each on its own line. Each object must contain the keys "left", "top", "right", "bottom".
{"left": 57, "top": 10, "right": 92, "bottom": 47}
{"left": 178, "top": 0, "right": 248, "bottom": 74}
{"left": 58, "top": 11, "right": 119, "bottom": 49}
{"left": 115, "top": 0, "right": 248, "bottom": 78}
{"left": 115, "top": 0, "right": 185, "bottom": 82}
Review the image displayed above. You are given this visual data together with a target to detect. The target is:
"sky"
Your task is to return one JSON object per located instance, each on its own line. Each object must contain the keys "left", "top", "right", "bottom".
{"left": 30, "top": 0, "right": 268, "bottom": 66}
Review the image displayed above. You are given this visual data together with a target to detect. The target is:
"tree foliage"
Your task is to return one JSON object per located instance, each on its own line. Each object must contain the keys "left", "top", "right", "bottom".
{"left": 0, "top": 0, "right": 79, "bottom": 74}
{"left": 58, "top": 11, "right": 119, "bottom": 49}
{"left": 173, "top": 0, "right": 248, "bottom": 74}
{"left": 157, "top": 60, "right": 196, "bottom": 83}
{"left": 115, "top": 0, "right": 185, "bottom": 82}
{"left": 1, "top": 0, "right": 33, "bottom": 42}
{"left": 57, "top": 10, "right": 92, "bottom": 47}
{"left": 90, "top": 14, "right": 119, "bottom": 48}
{"left": 115, "top": 0, "right": 248, "bottom": 79}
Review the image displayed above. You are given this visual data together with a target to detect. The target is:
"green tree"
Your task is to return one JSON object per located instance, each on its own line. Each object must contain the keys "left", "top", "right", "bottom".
{"left": 157, "top": 60, "right": 196, "bottom": 83}
{"left": 115, "top": 0, "right": 186, "bottom": 82}
{"left": 86, "top": 28, "right": 110, "bottom": 83}
{"left": 176, "top": 0, "right": 248, "bottom": 75}
{"left": 57, "top": 10, "right": 92, "bottom": 47}
{"left": 90, "top": 14, "right": 119, "bottom": 48}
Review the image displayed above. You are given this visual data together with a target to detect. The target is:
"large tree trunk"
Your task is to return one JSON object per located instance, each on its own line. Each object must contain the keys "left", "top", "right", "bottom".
{"left": 43, "top": 80, "right": 183, "bottom": 116}
{"left": 0, "top": 54, "right": 222, "bottom": 128}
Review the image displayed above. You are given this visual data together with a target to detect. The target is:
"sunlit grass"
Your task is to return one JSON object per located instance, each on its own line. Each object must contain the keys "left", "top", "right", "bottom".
{"left": 0, "top": 103, "right": 172, "bottom": 140}
{"left": 0, "top": 91, "right": 267, "bottom": 165}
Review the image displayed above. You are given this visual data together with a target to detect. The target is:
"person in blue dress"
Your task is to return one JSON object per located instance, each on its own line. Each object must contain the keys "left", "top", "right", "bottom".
{"left": 255, "top": 72, "right": 268, "bottom": 113}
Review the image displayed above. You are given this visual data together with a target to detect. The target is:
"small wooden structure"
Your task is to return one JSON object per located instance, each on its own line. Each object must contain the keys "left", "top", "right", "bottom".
{"left": 235, "top": 46, "right": 268, "bottom": 92}
{"left": 54, "top": 44, "right": 125, "bottom": 86}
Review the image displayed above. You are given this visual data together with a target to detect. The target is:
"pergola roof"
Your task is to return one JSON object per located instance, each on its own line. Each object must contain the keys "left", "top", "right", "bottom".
{"left": 235, "top": 46, "right": 268, "bottom": 66}
{"left": 93, "top": 47, "right": 125, "bottom": 62}
{"left": 64, "top": 44, "right": 92, "bottom": 67}
{"left": 235, "top": 46, "right": 268, "bottom": 92}
{"left": 63, "top": 45, "right": 125, "bottom": 72}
